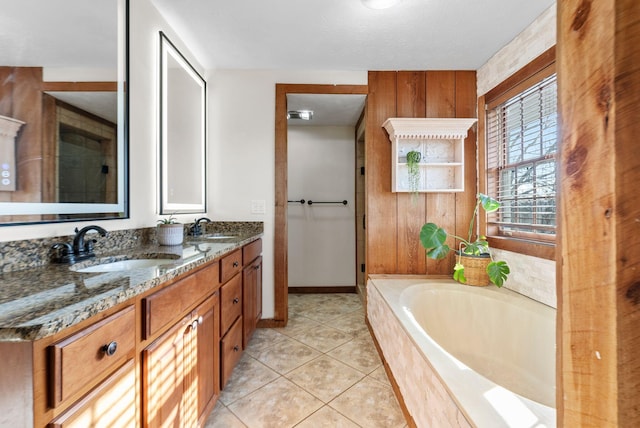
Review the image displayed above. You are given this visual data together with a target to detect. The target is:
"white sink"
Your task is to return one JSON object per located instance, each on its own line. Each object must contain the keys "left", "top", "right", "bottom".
{"left": 73, "top": 258, "right": 176, "bottom": 273}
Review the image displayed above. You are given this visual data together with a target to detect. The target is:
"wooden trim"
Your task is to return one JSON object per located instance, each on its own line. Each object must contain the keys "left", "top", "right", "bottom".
{"left": 256, "top": 319, "right": 286, "bottom": 328}
{"left": 274, "top": 84, "right": 368, "bottom": 327}
{"left": 478, "top": 49, "right": 557, "bottom": 260}
{"left": 487, "top": 236, "right": 555, "bottom": 260}
{"left": 366, "top": 318, "right": 417, "bottom": 428}
{"left": 41, "top": 81, "right": 117, "bottom": 92}
{"left": 484, "top": 46, "right": 556, "bottom": 105}
{"left": 288, "top": 286, "right": 356, "bottom": 294}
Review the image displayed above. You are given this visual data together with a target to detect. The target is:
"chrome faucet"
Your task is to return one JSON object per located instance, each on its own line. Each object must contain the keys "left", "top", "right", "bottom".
{"left": 72, "top": 225, "right": 108, "bottom": 261}
{"left": 190, "top": 217, "right": 212, "bottom": 236}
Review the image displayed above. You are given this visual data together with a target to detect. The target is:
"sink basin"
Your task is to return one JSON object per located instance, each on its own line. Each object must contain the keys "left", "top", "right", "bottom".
{"left": 204, "top": 234, "right": 236, "bottom": 240}
{"left": 72, "top": 258, "right": 177, "bottom": 273}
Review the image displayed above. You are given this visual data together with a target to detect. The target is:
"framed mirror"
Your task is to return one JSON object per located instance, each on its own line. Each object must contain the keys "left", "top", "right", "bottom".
{"left": 0, "top": 0, "right": 129, "bottom": 226}
{"left": 159, "top": 31, "right": 206, "bottom": 215}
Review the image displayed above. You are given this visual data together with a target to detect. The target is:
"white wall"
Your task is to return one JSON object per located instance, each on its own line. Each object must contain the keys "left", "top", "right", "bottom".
{"left": 0, "top": 0, "right": 204, "bottom": 243}
{"left": 476, "top": 5, "right": 557, "bottom": 308}
{"left": 287, "top": 126, "right": 356, "bottom": 288}
{"left": 207, "top": 70, "right": 367, "bottom": 317}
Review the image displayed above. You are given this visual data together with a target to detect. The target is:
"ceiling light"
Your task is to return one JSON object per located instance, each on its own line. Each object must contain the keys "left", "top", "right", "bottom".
{"left": 361, "top": 0, "right": 402, "bottom": 10}
{"left": 287, "top": 110, "right": 314, "bottom": 120}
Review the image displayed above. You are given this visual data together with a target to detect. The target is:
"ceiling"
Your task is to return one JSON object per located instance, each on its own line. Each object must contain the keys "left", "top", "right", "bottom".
{"left": 151, "top": 0, "right": 554, "bottom": 126}
{"left": 151, "top": 0, "right": 554, "bottom": 71}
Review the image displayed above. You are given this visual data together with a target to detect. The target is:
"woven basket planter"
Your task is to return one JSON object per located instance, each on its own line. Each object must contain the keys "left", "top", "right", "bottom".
{"left": 457, "top": 253, "right": 491, "bottom": 286}
{"left": 157, "top": 223, "right": 184, "bottom": 246}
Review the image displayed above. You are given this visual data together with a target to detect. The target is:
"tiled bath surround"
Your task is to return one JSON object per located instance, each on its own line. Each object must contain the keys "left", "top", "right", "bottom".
{"left": 367, "top": 281, "right": 471, "bottom": 428}
{"left": 477, "top": 4, "right": 557, "bottom": 307}
{"left": 0, "top": 221, "right": 263, "bottom": 273}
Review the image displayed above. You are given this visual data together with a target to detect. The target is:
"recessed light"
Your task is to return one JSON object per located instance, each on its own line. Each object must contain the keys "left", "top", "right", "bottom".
{"left": 287, "top": 110, "right": 314, "bottom": 120}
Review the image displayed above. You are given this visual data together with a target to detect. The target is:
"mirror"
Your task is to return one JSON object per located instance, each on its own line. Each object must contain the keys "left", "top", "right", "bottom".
{"left": 0, "top": 0, "right": 128, "bottom": 226}
{"left": 159, "top": 31, "right": 206, "bottom": 215}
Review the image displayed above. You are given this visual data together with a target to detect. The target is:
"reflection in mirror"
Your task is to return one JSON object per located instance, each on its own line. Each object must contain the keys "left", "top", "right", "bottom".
{"left": 159, "top": 31, "right": 206, "bottom": 215}
{"left": 0, "top": 0, "right": 128, "bottom": 226}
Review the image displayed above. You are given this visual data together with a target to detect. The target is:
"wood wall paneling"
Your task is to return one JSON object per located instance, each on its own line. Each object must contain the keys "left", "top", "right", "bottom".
{"left": 396, "top": 71, "right": 426, "bottom": 274}
{"left": 366, "top": 71, "right": 398, "bottom": 274}
{"left": 366, "top": 70, "right": 477, "bottom": 277}
{"left": 558, "top": 0, "right": 640, "bottom": 425}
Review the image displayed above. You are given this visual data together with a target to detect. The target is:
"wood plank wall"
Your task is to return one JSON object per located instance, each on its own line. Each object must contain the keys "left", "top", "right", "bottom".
{"left": 558, "top": 0, "right": 640, "bottom": 425}
{"left": 365, "top": 71, "right": 477, "bottom": 276}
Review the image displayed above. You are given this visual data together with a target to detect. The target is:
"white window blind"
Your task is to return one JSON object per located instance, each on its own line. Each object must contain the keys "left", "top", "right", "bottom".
{"left": 486, "top": 74, "right": 557, "bottom": 239}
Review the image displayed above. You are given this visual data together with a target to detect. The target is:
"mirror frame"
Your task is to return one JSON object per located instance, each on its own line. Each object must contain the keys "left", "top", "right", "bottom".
{"left": 158, "top": 31, "right": 207, "bottom": 215}
{"left": 0, "top": 0, "right": 129, "bottom": 226}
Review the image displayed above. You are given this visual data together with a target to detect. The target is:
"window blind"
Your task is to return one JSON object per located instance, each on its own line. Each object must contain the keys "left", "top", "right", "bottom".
{"left": 486, "top": 74, "right": 557, "bottom": 239}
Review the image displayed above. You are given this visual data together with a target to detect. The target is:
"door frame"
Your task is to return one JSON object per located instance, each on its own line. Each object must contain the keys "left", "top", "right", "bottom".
{"left": 271, "top": 83, "right": 368, "bottom": 326}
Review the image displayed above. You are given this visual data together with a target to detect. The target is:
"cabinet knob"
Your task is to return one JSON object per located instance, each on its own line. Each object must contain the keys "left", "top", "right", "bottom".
{"left": 233, "top": 261, "right": 239, "bottom": 268}
{"left": 233, "top": 345, "right": 240, "bottom": 352}
{"left": 197, "top": 316, "right": 203, "bottom": 325}
{"left": 254, "top": 265, "right": 260, "bottom": 270}
{"left": 233, "top": 297, "right": 239, "bottom": 304}
{"left": 102, "top": 341, "right": 118, "bottom": 357}
{"left": 191, "top": 320, "right": 199, "bottom": 330}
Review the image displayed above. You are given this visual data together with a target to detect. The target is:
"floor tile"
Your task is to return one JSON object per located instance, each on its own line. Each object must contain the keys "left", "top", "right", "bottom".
{"left": 244, "top": 327, "right": 291, "bottom": 356}
{"left": 250, "top": 336, "right": 321, "bottom": 374}
{"left": 327, "top": 336, "right": 382, "bottom": 374}
{"left": 277, "top": 314, "right": 324, "bottom": 338}
{"left": 325, "top": 310, "right": 370, "bottom": 336}
{"left": 288, "top": 324, "right": 353, "bottom": 353}
{"left": 294, "top": 406, "right": 361, "bottom": 428}
{"left": 286, "top": 355, "right": 365, "bottom": 403}
{"left": 368, "top": 365, "right": 391, "bottom": 386}
{"left": 329, "top": 377, "right": 406, "bottom": 428}
{"left": 228, "top": 377, "right": 323, "bottom": 428}
{"left": 204, "top": 401, "right": 247, "bottom": 428}
{"left": 219, "top": 353, "right": 280, "bottom": 405}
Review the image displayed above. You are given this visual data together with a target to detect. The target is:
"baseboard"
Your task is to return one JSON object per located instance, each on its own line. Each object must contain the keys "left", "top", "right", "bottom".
{"left": 257, "top": 319, "right": 287, "bottom": 328}
{"left": 366, "top": 317, "right": 418, "bottom": 428}
{"left": 288, "top": 286, "right": 356, "bottom": 294}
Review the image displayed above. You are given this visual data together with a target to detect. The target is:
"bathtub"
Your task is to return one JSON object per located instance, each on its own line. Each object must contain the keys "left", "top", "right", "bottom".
{"left": 367, "top": 276, "right": 556, "bottom": 428}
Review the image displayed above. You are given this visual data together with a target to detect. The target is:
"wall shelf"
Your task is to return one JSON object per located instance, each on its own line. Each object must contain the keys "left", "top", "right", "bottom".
{"left": 383, "top": 118, "right": 477, "bottom": 193}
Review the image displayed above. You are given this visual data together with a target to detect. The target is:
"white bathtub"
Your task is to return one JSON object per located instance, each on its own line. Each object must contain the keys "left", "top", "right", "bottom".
{"left": 367, "top": 276, "right": 556, "bottom": 428}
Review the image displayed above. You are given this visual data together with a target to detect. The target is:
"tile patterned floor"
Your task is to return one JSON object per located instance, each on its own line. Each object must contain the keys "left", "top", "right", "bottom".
{"left": 204, "top": 293, "right": 407, "bottom": 428}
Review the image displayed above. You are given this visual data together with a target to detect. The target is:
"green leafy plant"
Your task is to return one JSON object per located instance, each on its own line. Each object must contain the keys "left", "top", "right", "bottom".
{"left": 157, "top": 213, "right": 178, "bottom": 225}
{"left": 406, "top": 150, "right": 421, "bottom": 194}
{"left": 419, "top": 193, "right": 510, "bottom": 287}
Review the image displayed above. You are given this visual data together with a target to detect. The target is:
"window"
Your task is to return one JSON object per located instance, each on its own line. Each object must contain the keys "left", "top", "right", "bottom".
{"left": 486, "top": 74, "right": 557, "bottom": 240}
{"left": 479, "top": 47, "right": 556, "bottom": 259}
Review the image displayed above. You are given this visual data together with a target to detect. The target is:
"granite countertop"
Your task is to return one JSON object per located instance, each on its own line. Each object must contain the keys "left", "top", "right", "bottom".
{"left": 0, "top": 233, "right": 262, "bottom": 342}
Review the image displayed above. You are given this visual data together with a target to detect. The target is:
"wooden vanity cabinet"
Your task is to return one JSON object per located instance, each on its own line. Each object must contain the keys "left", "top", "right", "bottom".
{"left": 242, "top": 239, "right": 262, "bottom": 348}
{"left": 242, "top": 255, "right": 262, "bottom": 348}
{"left": 142, "top": 293, "right": 219, "bottom": 427}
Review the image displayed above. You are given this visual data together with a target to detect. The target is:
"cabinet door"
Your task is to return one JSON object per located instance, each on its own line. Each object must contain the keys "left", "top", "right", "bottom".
{"left": 195, "top": 293, "right": 220, "bottom": 424}
{"left": 48, "top": 359, "right": 135, "bottom": 428}
{"left": 142, "top": 315, "right": 190, "bottom": 428}
{"left": 242, "top": 256, "right": 262, "bottom": 348}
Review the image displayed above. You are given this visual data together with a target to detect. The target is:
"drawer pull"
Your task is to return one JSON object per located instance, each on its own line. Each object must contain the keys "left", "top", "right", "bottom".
{"left": 102, "top": 341, "right": 118, "bottom": 357}
{"left": 233, "top": 261, "right": 239, "bottom": 268}
{"left": 254, "top": 265, "right": 260, "bottom": 270}
{"left": 233, "top": 345, "right": 240, "bottom": 352}
{"left": 233, "top": 297, "right": 239, "bottom": 304}
{"left": 191, "top": 320, "right": 199, "bottom": 330}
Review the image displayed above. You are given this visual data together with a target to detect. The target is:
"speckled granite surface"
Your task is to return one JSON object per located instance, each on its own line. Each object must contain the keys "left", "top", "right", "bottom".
{"left": 0, "top": 222, "right": 263, "bottom": 342}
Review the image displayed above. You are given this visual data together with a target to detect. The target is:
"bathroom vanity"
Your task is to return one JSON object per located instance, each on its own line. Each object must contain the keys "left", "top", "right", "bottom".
{"left": 0, "top": 229, "right": 262, "bottom": 427}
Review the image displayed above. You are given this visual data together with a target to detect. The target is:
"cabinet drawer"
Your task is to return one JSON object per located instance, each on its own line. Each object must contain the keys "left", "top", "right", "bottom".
{"left": 242, "top": 239, "right": 262, "bottom": 265}
{"left": 49, "top": 306, "right": 135, "bottom": 408}
{"left": 220, "top": 316, "right": 243, "bottom": 388}
{"left": 48, "top": 359, "right": 136, "bottom": 427}
{"left": 143, "top": 261, "right": 219, "bottom": 339}
{"left": 220, "top": 249, "right": 242, "bottom": 283}
{"left": 220, "top": 273, "right": 242, "bottom": 335}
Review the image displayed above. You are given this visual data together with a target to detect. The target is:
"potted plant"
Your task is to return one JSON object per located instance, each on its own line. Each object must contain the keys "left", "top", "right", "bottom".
{"left": 419, "top": 193, "right": 510, "bottom": 287}
{"left": 406, "top": 150, "right": 421, "bottom": 195}
{"left": 157, "top": 214, "right": 184, "bottom": 246}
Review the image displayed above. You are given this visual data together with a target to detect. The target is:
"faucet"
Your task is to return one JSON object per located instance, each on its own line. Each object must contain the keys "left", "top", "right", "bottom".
{"left": 189, "top": 217, "right": 212, "bottom": 236}
{"left": 72, "top": 225, "right": 108, "bottom": 261}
